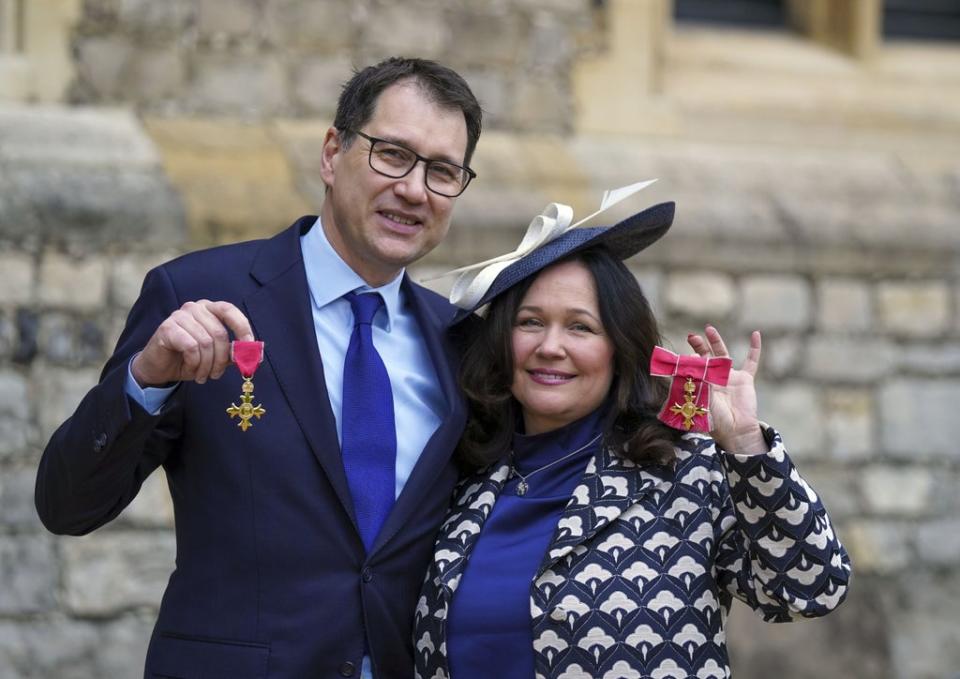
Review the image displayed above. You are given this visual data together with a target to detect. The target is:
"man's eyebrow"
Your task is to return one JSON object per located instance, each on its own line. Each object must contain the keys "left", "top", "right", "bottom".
{"left": 375, "top": 133, "right": 462, "bottom": 166}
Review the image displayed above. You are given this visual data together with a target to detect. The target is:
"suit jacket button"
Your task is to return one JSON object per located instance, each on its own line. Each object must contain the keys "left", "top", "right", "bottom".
{"left": 339, "top": 661, "right": 356, "bottom": 677}
{"left": 93, "top": 433, "right": 107, "bottom": 453}
{"left": 549, "top": 606, "right": 566, "bottom": 623}
{"left": 361, "top": 567, "right": 374, "bottom": 583}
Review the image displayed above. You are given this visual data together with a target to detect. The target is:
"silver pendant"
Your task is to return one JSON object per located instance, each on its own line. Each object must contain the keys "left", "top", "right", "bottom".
{"left": 516, "top": 480, "right": 528, "bottom": 496}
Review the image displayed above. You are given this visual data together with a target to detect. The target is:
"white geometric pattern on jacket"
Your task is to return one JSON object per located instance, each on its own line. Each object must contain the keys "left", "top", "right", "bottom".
{"left": 414, "top": 427, "right": 851, "bottom": 679}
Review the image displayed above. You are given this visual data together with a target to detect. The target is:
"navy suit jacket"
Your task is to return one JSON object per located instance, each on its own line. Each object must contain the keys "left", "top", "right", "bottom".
{"left": 36, "top": 217, "right": 467, "bottom": 678}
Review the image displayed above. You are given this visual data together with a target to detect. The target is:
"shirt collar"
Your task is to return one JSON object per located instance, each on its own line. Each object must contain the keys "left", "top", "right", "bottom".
{"left": 300, "top": 216, "right": 404, "bottom": 330}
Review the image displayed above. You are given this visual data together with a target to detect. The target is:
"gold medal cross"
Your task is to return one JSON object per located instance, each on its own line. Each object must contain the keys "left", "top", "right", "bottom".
{"left": 226, "top": 378, "right": 266, "bottom": 432}
{"left": 669, "top": 377, "right": 707, "bottom": 430}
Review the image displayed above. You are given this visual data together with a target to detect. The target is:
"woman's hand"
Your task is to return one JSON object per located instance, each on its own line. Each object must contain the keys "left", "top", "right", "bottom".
{"left": 687, "top": 326, "right": 767, "bottom": 455}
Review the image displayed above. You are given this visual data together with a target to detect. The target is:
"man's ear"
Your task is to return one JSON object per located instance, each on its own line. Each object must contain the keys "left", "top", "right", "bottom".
{"left": 319, "top": 127, "right": 341, "bottom": 186}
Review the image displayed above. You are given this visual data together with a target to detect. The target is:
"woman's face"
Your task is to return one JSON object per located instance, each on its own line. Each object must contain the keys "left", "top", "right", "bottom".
{"left": 510, "top": 260, "right": 616, "bottom": 435}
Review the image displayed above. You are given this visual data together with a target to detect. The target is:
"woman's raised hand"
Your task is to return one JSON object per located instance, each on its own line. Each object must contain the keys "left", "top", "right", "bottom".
{"left": 686, "top": 326, "right": 768, "bottom": 455}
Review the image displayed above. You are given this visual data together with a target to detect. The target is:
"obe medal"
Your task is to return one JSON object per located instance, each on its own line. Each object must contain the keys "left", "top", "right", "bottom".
{"left": 226, "top": 341, "right": 266, "bottom": 432}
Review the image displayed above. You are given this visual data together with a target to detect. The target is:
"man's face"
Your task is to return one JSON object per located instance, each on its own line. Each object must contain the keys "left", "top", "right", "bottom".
{"left": 320, "top": 81, "right": 469, "bottom": 286}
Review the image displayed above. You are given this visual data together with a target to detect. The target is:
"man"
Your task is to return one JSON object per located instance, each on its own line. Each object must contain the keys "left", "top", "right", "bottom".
{"left": 35, "top": 57, "right": 482, "bottom": 679}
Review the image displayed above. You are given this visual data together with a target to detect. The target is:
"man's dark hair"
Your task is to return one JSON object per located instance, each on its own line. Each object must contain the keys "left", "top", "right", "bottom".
{"left": 457, "top": 245, "right": 681, "bottom": 470}
{"left": 333, "top": 57, "right": 483, "bottom": 167}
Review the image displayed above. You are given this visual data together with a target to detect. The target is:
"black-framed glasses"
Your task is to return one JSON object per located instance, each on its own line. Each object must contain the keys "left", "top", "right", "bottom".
{"left": 349, "top": 130, "right": 476, "bottom": 198}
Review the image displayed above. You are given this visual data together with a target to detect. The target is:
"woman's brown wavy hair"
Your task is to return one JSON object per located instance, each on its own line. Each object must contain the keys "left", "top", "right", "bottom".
{"left": 456, "top": 244, "right": 681, "bottom": 471}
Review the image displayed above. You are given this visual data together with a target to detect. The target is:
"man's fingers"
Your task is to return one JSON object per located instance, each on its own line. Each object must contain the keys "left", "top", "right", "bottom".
{"left": 206, "top": 301, "right": 254, "bottom": 343}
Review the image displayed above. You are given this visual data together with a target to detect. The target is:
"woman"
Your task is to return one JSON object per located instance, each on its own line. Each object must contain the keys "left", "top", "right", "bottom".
{"left": 415, "top": 201, "right": 850, "bottom": 679}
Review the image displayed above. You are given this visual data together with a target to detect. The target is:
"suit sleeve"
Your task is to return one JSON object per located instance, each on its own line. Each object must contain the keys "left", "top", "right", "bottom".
{"left": 35, "top": 265, "right": 185, "bottom": 536}
{"left": 711, "top": 427, "right": 852, "bottom": 621}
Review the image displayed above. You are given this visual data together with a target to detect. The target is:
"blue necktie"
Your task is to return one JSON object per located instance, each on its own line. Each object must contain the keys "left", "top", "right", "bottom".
{"left": 341, "top": 292, "right": 397, "bottom": 552}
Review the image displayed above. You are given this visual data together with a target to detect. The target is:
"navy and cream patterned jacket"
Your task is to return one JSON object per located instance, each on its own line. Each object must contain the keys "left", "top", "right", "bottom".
{"left": 414, "top": 428, "right": 851, "bottom": 679}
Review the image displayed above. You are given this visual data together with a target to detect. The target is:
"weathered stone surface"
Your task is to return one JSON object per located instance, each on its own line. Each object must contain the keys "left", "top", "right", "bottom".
{"left": 0, "top": 535, "right": 58, "bottom": 614}
{"left": 449, "top": 8, "right": 525, "bottom": 67}
{"left": 456, "top": 68, "right": 511, "bottom": 127}
{"left": 914, "top": 517, "right": 960, "bottom": 567}
{"left": 188, "top": 55, "right": 287, "bottom": 115}
{"left": 264, "top": 0, "right": 355, "bottom": 50}
{"left": 805, "top": 335, "right": 896, "bottom": 383}
{"left": 197, "top": 0, "right": 260, "bottom": 40}
{"left": 629, "top": 267, "right": 663, "bottom": 316}
{"left": 664, "top": 272, "right": 737, "bottom": 318}
{"left": 511, "top": 75, "right": 571, "bottom": 133}
{"left": 822, "top": 388, "right": 875, "bottom": 461}
{"left": 292, "top": 55, "right": 354, "bottom": 116}
{"left": 861, "top": 465, "right": 933, "bottom": 516}
{"left": 34, "top": 368, "right": 100, "bottom": 442}
{"left": 0, "top": 312, "right": 14, "bottom": 361}
{"left": 109, "top": 252, "right": 175, "bottom": 310}
{"left": 73, "top": 35, "right": 135, "bottom": 101}
{"left": 0, "top": 464, "right": 44, "bottom": 529}
{"left": 899, "top": 342, "right": 960, "bottom": 375}
{"left": 844, "top": 520, "right": 912, "bottom": 575}
{"left": 755, "top": 381, "right": 823, "bottom": 457}
{"left": 116, "top": 469, "right": 175, "bottom": 528}
{"left": 879, "top": 379, "right": 960, "bottom": 459}
{"left": 797, "top": 465, "right": 860, "bottom": 520}
{"left": 124, "top": 45, "right": 188, "bottom": 105}
{"left": 759, "top": 334, "right": 802, "bottom": 378}
{"left": 883, "top": 569, "right": 960, "bottom": 679}
{"left": 62, "top": 531, "right": 175, "bottom": 614}
{"left": 739, "top": 275, "right": 811, "bottom": 331}
{"left": 37, "top": 313, "right": 106, "bottom": 365}
{"left": 0, "top": 254, "right": 33, "bottom": 305}
{"left": 363, "top": 5, "right": 448, "bottom": 59}
{"left": 0, "top": 370, "right": 30, "bottom": 458}
{"left": 816, "top": 277, "right": 872, "bottom": 332}
{"left": 877, "top": 281, "right": 951, "bottom": 338}
{"left": 38, "top": 254, "right": 107, "bottom": 310}
{"left": 117, "top": 0, "right": 195, "bottom": 39}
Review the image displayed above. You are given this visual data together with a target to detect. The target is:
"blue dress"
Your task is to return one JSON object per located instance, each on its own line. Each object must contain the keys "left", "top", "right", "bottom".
{"left": 446, "top": 409, "right": 604, "bottom": 679}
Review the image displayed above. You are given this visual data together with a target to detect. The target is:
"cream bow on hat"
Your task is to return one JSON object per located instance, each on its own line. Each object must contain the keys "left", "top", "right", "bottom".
{"left": 424, "top": 180, "right": 673, "bottom": 319}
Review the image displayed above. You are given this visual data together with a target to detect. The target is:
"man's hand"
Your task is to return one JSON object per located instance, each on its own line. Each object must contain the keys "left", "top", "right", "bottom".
{"left": 131, "top": 300, "right": 254, "bottom": 387}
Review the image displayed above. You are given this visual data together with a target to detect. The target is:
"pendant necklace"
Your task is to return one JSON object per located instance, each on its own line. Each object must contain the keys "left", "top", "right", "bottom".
{"left": 510, "top": 432, "right": 603, "bottom": 496}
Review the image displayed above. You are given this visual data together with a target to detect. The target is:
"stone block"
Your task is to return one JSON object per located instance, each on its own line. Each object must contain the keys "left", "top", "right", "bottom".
{"left": 117, "top": 469, "right": 175, "bottom": 528}
{"left": 0, "top": 370, "right": 30, "bottom": 458}
{"left": 844, "top": 520, "right": 912, "bottom": 575}
{"left": 0, "top": 619, "right": 99, "bottom": 679}
{"left": 885, "top": 569, "right": 960, "bottom": 679}
{"left": 877, "top": 281, "right": 951, "bottom": 338}
{"left": 35, "top": 368, "right": 100, "bottom": 442}
{"left": 38, "top": 254, "right": 107, "bottom": 310}
{"left": 74, "top": 35, "right": 134, "bottom": 101}
{"left": 629, "top": 266, "right": 663, "bottom": 317}
{"left": 823, "top": 388, "right": 874, "bottom": 462}
{"left": 880, "top": 379, "right": 960, "bottom": 460}
{"left": 511, "top": 75, "right": 571, "bottom": 133}
{"left": 455, "top": 68, "right": 510, "bottom": 127}
{"left": 759, "top": 334, "right": 802, "bottom": 378}
{"left": 0, "top": 535, "right": 58, "bottom": 613}
{"left": 264, "top": 0, "right": 355, "bottom": 50}
{"left": 126, "top": 45, "right": 188, "bottom": 105}
{"left": 664, "top": 272, "right": 736, "bottom": 318}
{"left": 363, "top": 5, "right": 447, "bottom": 59}
{"left": 805, "top": 335, "right": 895, "bottom": 383}
{"left": 914, "top": 518, "right": 960, "bottom": 568}
{"left": 861, "top": 465, "right": 933, "bottom": 516}
{"left": 899, "top": 342, "right": 960, "bottom": 375}
{"left": 755, "top": 381, "right": 823, "bottom": 458}
{"left": 118, "top": 0, "right": 194, "bottom": 38}
{"left": 816, "top": 278, "right": 872, "bottom": 332}
{"left": 739, "top": 275, "right": 811, "bottom": 331}
{"left": 0, "top": 464, "right": 44, "bottom": 529}
{"left": 796, "top": 465, "right": 860, "bottom": 520}
{"left": 449, "top": 8, "right": 525, "bottom": 67}
{"left": 197, "top": 0, "right": 259, "bottom": 40}
{"left": 0, "top": 312, "right": 14, "bottom": 360}
{"left": 0, "top": 254, "right": 33, "bottom": 305}
{"left": 109, "top": 253, "right": 174, "bottom": 310}
{"left": 524, "top": 11, "right": 577, "bottom": 71}
{"left": 292, "top": 55, "right": 354, "bottom": 117}
{"left": 38, "top": 313, "right": 106, "bottom": 366}
{"left": 188, "top": 55, "right": 287, "bottom": 116}
{"left": 62, "top": 531, "right": 176, "bottom": 614}
{"left": 0, "top": 107, "right": 160, "bottom": 168}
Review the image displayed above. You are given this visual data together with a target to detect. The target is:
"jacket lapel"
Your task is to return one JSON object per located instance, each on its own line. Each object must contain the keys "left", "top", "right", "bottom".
{"left": 370, "top": 279, "right": 468, "bottom": 554}
{"left": 536, "top": 446, "right": 674, "bottom": 578}
{"left": 243, "top": 217, "right": 357, "bottom": 523}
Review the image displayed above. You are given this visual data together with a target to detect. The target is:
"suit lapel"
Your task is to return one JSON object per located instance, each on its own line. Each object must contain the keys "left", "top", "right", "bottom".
{"left": 536, "top": 446, "right": 674, "bottom": 578}
{"left": 243, "top": 217, "right": 357, "bottom": 524}
{"left": 370, "top": 279, "right": 468, "bottom": 554}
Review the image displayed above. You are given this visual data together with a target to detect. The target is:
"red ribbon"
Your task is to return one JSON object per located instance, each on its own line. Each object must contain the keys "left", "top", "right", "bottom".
{"left": 231, "top": 341, "right": 264, "bottom": 379}
{"left": 649, "top": 346, "right": 732, "bottom": 432}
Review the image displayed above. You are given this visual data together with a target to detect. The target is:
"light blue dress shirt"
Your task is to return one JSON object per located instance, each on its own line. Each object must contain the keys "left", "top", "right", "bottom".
{"left": 126, "top": 217, "right": 447, "bottom": 679}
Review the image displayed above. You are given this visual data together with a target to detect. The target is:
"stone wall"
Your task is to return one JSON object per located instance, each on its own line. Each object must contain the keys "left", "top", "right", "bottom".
{"left": 70, "top": 0, "right": 591, "bottom": 132}
{"left": 2, "top": 2, "right": 959, "bottom": 678}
